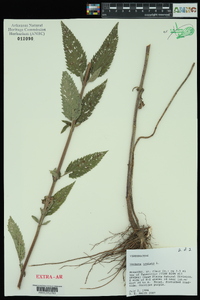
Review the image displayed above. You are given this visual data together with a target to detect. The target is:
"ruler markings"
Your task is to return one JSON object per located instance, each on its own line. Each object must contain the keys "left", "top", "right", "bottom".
{"left": 103, "top": 3, "right": 172, "bottom": 10}
{"left": 101, "top": 2, "right": 199, "bottom": 18}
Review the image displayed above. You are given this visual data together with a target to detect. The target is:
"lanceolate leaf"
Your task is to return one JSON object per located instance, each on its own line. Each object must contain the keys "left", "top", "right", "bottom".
{"left": 61, "top": 21, "right": 87, "bottom": 77}
{"left": 65, "top": 151, "right": 108, "bottom": 179}
{"left": 46, "top": 182, "right": 75, "bottom": 216}
{"left": 61, "top": 120, "right": 71, "bottom": 134}
{"left": 42, "top": 220, "right": 51, "bottom": 225}
{"left": 8, "top": 217, "right": 25, "bottom": 264}
{"left": 76, "top": 80, "right": 107, "bottom": 125}
{"left": 88, "top": 67, "right": 102, "bottom": 83}
{"left": 61, "top": 71, "right": 82, "bottom": 121}
{"left": 90, "top": 23, "right": 118, "bottom": 78}
{"left": 32, "top": 215, "right": 39, "bottom": 223}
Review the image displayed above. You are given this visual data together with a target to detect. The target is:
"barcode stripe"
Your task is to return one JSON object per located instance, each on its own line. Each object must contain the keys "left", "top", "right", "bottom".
{"left": 32, "top": 285, "right": 63, "bottom": 294}
{"left": 36, "top": 286, "right": 58, "bottom": 292}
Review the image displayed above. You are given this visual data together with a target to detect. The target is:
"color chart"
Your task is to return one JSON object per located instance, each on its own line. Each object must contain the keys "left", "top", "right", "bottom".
{"left": 86, "top": 3, "right": 100, "bottom": 15}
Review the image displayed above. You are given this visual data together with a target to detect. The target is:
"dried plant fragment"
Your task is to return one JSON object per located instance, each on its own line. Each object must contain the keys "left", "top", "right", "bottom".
{"left": 61, "top": 120, "right": 72, "bottom": 134}
{"left": 9, "top": 21, "right": 118, "bottom": 289}
{"left": 61, "top": 21, "right": 87, "bottom": 77}
{"left": 8, "top": 217, "right": 25, "bottom": 270}
{"left": 91, "top": 23, "right": 119, "bottom": 77}
{"left": 77, "top": 80, "right": 107, "bottom": 125}
{"left": 65, "top": 151, "right": 108, "bottom": 178}
{"left": 88, "top": 67, "right": 102, "bottom": 83}
{"left": 61, "top": 71, "right": 82, "bottom": 121}
{"left": 31, "top": 215, "right": 40, "bottom": 223}
{"left": 33, "top": 48, "right": 195, "bottom": 290}
{"left": 46, "top": 182, "right": 75, "bottom": 216}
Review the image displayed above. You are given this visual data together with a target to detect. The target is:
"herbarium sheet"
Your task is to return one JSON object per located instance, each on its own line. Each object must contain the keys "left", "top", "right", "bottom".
{"left": 4, "top": 19, "right": 197, "bottom": 296}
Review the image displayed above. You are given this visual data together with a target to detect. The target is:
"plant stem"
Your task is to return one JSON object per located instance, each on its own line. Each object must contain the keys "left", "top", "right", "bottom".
{"left": 48, "top": 120, "right": 76, "bottom": 197}
{"left": 126, "top": 44, "right": 151, "bottom": 230}
{"left": 134, "top": 62, "right": 195, "bottom": 149}
{"left": 80, "top": 62, "right": 91, "bottom": 98}
{"left": 126, "top": 53, "right": 195, "bottom": 231}
{"left": 17, "top": 122, "right": 76, "bottom": 289}
{"left": 17, "top": 214, "right": 45, "bottom": 288}
{"left": 17, "top": 63, "right": 91, "bottom": 289}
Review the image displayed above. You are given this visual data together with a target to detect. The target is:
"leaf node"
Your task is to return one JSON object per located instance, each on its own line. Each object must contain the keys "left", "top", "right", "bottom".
{"left": 46, "top": 182, "right": 75, "bottom": 216}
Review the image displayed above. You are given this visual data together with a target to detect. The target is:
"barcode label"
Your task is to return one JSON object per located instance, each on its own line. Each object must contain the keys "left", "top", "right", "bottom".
{"left": 32, "top": 284, "right": 64, "bottom": 295}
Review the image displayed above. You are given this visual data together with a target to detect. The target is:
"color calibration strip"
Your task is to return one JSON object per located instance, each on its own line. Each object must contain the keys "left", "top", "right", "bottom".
{"left": 87, "top": 4, "right": 100, "bottom": 15}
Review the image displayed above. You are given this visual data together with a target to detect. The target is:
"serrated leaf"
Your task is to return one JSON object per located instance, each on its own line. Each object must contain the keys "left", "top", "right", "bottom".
{"left": 65, "top": 151, "right": 108, "bottom": 179}
{"left": 76, "top": 80, "right": 107, "bottom": 125}
{"left": 61, "top": 71, "right": 82, "bottom": 121}
{"left": 8, "top": 217, "right": 25, "bottom": 264}
{"left": 32, "top": 215, "right": 39, "bottom": 223}
{"left": 46, "top": 182, "right": 75, "bottom": 216}
{"left": 61, "top": 21, "right": 87, "bottom": 76}
{"left": 90, "top": 23, "right": 118, "bottom": 77}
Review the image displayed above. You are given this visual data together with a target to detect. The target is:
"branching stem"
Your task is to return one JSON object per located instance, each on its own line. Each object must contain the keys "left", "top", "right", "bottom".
{"left": 126, "top": 48, "right": 195, "bottom": 231}
{"left": 134, "top": 62, "right": 195, "bottom": 150}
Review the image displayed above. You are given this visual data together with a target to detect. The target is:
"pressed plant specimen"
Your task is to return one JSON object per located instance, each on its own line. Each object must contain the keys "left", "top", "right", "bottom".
{"left": 7, "top": 21, "right": 119, "bottom": 289}
{"left": 32, "top": 44, "right": 195, "bottom": 289}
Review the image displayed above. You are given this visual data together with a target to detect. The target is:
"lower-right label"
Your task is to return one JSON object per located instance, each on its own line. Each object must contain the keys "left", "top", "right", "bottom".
{"left": 126, "top": 247, "right": 197, "bottom": 296}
